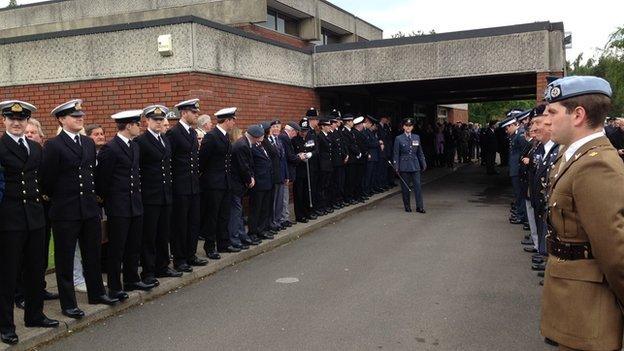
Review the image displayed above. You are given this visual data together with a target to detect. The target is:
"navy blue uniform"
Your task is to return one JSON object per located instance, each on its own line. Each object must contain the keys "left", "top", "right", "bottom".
{"left": 248, "top": 142, "right": 273, "bottom": 238}
{"left": 393, "top": 133, "right": 427, "bottom": 210}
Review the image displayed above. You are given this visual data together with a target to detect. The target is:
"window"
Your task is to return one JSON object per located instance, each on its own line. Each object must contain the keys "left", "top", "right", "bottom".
{"left": 313, "top": 28, "right": 341, "bottom": 45}
{"left": 259, "top": 9, "right": 299, "bottom": 36}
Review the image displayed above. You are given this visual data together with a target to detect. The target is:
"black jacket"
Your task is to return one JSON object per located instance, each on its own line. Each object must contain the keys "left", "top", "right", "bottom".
{"left": 317, "top": 131, "right": 333, "bottom": 172}
{"left": 135, "top": 131, "right": 172, "bottom": 206}
{"left": 166, "top": 122, "right": 200, "bottom": 195}
{"left": 293, "top": 134, "right": 318, "bottom": 179}
{"left": 96, "top": 136, "right": 143, "bottom": 217}
{"left": 199, "top": 128, "right": 232, "bottom": 191}
{"left": 251, "top": 142, "right": 273, "bottom": 191}
{"left": 0, "top": 134, "right": 45, "bottom": 231}
{"left": 262, "top": 137, "right": 282, "bottom": 184}
{"left": 329, "top": 129, "right": 347, "bottom": 167}
{"left": 353, "top": 128, "right": 368, "bottom": 164}
{"left": 279, "top": 132, "right": 300, "bottom": 181}
{"left": 42, "top": 132, "right": 100, "bottom": 221}
{"left": 231, "top": 136, "right": 254, "bottom": 197}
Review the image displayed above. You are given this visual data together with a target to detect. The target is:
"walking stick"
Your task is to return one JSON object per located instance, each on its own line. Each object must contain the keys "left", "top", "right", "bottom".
{"left": 386, "top": 160, "right": 412, "bottom": 192}
{"left": 305, "top": 159, "right": 314, "bottom": 207}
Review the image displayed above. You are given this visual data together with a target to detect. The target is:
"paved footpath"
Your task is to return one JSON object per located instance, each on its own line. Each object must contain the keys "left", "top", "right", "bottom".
{"left": 41, "top": 165, "right": 552, "bottom": 351}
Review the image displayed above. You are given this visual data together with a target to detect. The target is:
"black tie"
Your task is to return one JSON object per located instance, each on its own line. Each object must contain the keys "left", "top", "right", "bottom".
{"left": 18, "top": 137, "right": 29, "bottom": 156}
{"left": 157, "top": 134, "right": 164, "bottom": 147}
{"left": 74, "top": 135, "right": 81, "bottom": 146}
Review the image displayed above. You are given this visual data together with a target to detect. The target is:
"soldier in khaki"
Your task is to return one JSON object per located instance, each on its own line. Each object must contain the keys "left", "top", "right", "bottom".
{"left": 540, "top": 76, "right": 624, "bottom": 351}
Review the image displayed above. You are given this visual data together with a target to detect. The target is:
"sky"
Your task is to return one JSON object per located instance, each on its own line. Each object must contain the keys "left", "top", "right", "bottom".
{"left": 1, "top": 0, "right": 621, "bottom": 62}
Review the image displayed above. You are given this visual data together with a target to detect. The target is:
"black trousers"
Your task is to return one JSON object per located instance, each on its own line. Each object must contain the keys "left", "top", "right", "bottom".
{"left": 106, "top": 216, "right": 142, "bottom": 291}
{"left": 0, "top": 228, "right": 46, "bottom": 333}
{"left": 141, "top": 204, "right": 171, "bottom": 278}
{"left": 293, "top": 176, "right": 311, "bottom": 220}
{"left": 170, "top": 193, "right": 200, "bottom": 266}
{"left": 332, "top": 166, "right": 345, "bottom": 204}
{"left": 345, "top": 163, "right": 357, "bottom": 200}
{"left": 52, "top": 218, "right": 106, "bottom": 310}
{"left": 200, "top": 189, "right": 232, "bottom": 253}
{"left": 15, "top": 208, "right": 51, "bottom": 303}
{"left": 248, "top": 189, "right": 272, "bottom": 235}
{"left": 353, "top": 163, "right": 366, "bottom": 199}
{"left": 484, "top": 151, "right": 496, "bottom": 174}
{"left": 310, "top": 167, "right": 320, "bottom": 211}
{"left": 318, "top": 170, "right": 333, "bottom": 210}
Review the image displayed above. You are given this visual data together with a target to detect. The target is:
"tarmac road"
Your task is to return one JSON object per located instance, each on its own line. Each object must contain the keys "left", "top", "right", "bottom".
{"left": 43, "top": 165, "right": 552, "bottom": 351}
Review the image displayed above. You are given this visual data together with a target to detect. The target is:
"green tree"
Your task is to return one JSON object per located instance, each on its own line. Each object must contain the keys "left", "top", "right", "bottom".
{"left": 468, "top": 100, "right": 535, "bottom": 125}
{"left": 391, "top": 29, "right": 436, "bottom": 39}
{"left": 6, "top": 0, "right": 18, "bottom": 8}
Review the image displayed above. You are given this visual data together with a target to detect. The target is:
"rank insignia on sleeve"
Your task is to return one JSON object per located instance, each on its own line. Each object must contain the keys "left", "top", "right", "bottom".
{"left": 589, "top": 152, "right": 598, "bottom": 157}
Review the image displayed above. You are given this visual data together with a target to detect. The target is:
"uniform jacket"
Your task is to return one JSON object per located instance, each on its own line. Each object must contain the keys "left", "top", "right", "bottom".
{"left": 342, "top": 127, "right": 361, "bottom": 165}
{"left": 96, "top": 136, "right": 143, "bottom": 217}
{"left": 363, "top": 129, "right": 381, "bottom": 162}
{"left": 317, "top": 131, "right": 333, "bottom": 172}
{"left": 293, "top": 134, "right": 318, "bottom": 179}
{"left": 379, "top": 123, "right": 393, "bottom": 159}
{"left": 393, "top": 133, "right": 426, "bottom": 172}
{"left": 519, "top": 140, "right": 538, "bottom": 200}
{"left": 166, "top": 122, "right": 200, "bottom": 195}
{"left": 135, "top": 131, "right": 172, "bottom": 206}
{"left": 41, "top": 132, "right": 100, "bottom": 221}
{"left": 230, "top": 136, "right": 254, "bottom": 197}
{"left": 530, "top": 143, "right": 559, "bottom": 215}
{"left": 0, "top": 161, "right": 4, "bottom": 203}
{"left": 263, "top": 136, "right": 284, "bottom": 184}
{"left": 0, "top": 134, "right": 45, "bottom": 231}
{"left": 509, "top": 130, "right": 528, "bottom": 177}
{"left": 199, "top": 128, "right": 232, "bottom": 191}
{"left": 250, "top": 142, "right": 273, "bottom": 191}
{"left": 279, "top": 132, "right": 300, "bottom": 181}
{"left": 305, "top": 130, "right": 319, "bottom": 172}
{"left": 329, "top": 129, "right": 347, "bottom": 167}
{"left": 353, "top": 128, "right": 368, "bottom": 164}
{"left": 541, "top": 136, "right": 624, "bottom": 350}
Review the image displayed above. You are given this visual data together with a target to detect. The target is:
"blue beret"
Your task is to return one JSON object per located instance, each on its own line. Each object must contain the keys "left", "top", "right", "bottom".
{"left": 544, "top": 76, "right": 612, "bottom": 103}
{"left": 247, "top": 125, "right": 264, "bottom": 138}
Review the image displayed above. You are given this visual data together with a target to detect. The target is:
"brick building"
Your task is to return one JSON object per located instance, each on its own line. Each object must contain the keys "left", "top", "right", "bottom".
{"left": 0, "top": 0, "right": 566, "bottom": 135}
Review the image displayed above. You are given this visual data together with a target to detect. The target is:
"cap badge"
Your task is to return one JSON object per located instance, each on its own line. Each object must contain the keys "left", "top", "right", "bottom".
{"left": 550, "top": 86, "right": 561, "bottom": 99}
{"left": 11, "top": 103, "right": 23, "bottom": 113}
{"left": 194, "top": 102, "right": 200, "bottom": 109}
{"left": 154, "top": 107, "right": 163, "bottom": 116}
{"left": 75, "top": 102, "right": 82, "bottom": 111}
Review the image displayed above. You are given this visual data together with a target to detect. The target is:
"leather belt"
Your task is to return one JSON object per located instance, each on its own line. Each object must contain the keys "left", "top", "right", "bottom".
{"left": 546, "top": 236, "right": 594, "bottom": 260}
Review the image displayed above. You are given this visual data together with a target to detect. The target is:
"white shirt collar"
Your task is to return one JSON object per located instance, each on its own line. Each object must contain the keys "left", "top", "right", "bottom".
{"left": 543, "top": 140, "right": 555, "bottom": 157}
{"left": 216, "top": 124, "right": 227, "bottom": 136}
{"left": 344, "top": 126, "right": 351, "bottom": 131}
{"left": 117, "top": 132, "right": 131, "bottom": 146}
{"left": 63, "top": 129, "right": 79, "bottom": 141}
{"left": 148, "top": 128, "right": 161, "bottom": 139}
{"left": 6, "top": 132, "right": 29, "bottom": 150}
{"left": 179, "top": 119, "right": 191, "bottom": 133}
{"left": 564, "top": 130, "right": 605, "bottom": 162}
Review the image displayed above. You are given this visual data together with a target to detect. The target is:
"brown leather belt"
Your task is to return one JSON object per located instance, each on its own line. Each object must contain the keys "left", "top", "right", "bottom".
{"left": 546, "top": 237, "right": 594, "bottom": 260}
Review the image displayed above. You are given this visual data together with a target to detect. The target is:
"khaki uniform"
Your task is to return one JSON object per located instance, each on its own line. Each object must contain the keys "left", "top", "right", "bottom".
{"left": 541, "top": 136, "right": 624, "bottom": 350}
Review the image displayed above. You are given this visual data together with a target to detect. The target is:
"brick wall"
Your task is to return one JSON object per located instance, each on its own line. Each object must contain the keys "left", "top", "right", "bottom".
{"left": 0, "top": 72, "right": 320, "bottom": 140}
{"left": 447, "top": 108, "right": 468, "bottom": 124}
{"left": 536, "top": 71, "right": 564, "bottom": 102}
{"left": 237, "top": 24, "right": 313, "bottom": 50}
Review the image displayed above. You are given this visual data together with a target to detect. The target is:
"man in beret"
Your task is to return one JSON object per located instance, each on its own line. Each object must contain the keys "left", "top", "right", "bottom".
{"left": 0, "top": 101, "right": 59, "bottom": 345}
{"left": 540, "top": 76, "right": 624, "bottom": 350}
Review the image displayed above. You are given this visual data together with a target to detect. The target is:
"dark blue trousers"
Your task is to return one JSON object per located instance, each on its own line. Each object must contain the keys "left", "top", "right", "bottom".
{"left": 399, "top": 171, "right": 423, "bottom": 210}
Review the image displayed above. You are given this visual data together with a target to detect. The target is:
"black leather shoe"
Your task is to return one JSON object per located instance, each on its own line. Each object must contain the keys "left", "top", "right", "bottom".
{"left": 188, "top": 256, "right": 209, "bottom": 266}
{"left": 25, "top": 317, "right": 60, "bottom": 328}
{"left": 62, "top": 308, "right": 85, "bottom": 319}
{"left": 297, "top": 218, "right": 309, "bottom": 223}
{"left": 509, "top": 219, "right": 523, "bottom": 224}
{"left": 267, "top": 229, "right": 278, "bottom": 235}
{"left": 521, "top": 239, "right": 534, "bottom": 245}
{"left": 332, "top": 204, "right": 341, "bottom": 210}
{"left": 416, "top": 208, "right": 426, "bottom": 214}
{"left": 531, "top": 253, "right": 542, "bottom": 259}
{"left": 234, "top": 244, "right": 249, "bottom": 250}
{"left": 155, "top": 267, "right": 183, "bottom": 278}
{"left": 15, "top": 299, "right": 25, "bottom": 310}
{"left": 124, "top": 281, "right": 155, "bottom": 291}
{"left": 43, "top": 290, "right": 59, "bottom": 300}
{"left": 522, "top": 223, "right": 530, "bottom": 231}
{"left": 89, "top": 294, "right": 120, "bottom": 305}
{"left": 1, "top": 331, "right": 18, "bottom": 345}
{"left": 532, "top": 263, "right": 546, "bottom": 271}
{"left": 142, "top": 277, "right": 160, "bottom": 287}
{"left": 242, "top": 238, "right": 259, "bottom": 246}
{"left": 175, "top": 263, "right": 193, "bottom": 272}
{"left": 523, "top": 247, "right": 537, "bottom": 253}
{"left": 108, "top": 290, "right": 129, "bottom": 301}
{"left": 308, "top": 214, "right": 318, "bottom": 220}
{"left": 405, "top": 207, "right": 412, "bottom": 212}
{"left": 206, "top": 252, "right": 221, "bottom": 260}
{"left": 537, "top": 271, "right": 545, "bottom": 277}
{"left": 532, "top": 257, "right": 544, "bottom": 264}
{"left": 258, "top": 232, "right": 274, "bottom": 240}
{"left": 524, "top": 234, "right": 531, "bottom": 240}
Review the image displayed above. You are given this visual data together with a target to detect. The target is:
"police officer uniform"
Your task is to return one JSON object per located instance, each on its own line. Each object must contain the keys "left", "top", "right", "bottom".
{"left": 328, "top": 110, "right": 347, "bottom": 208}
{"left": 540, "top": 76, "right": 624, "bottom": 350}
{"left": 341, "top": 114, "right": 360, "bottom": 204}
{"left": 304, "top": 108, "right": 322, "bottom": 215}
{"left": 42, "top": 99, "right": 117, "bottom": 319}
{"left": 96, "top": 110, "right": 154, "bottom": 299}
{"left": 166, "top": 99, "right": 205, "bottom": 271}
{"left": 199, "top": 107, "right": 235, "bottom": 254}
{"left": 352, "top": 116, "right": 369, "bottom": 201}
{"left": 0, "top": 101, "right": 58, "bottom": 345}
{"left": 393, "top": 118, "right": 426, "bottom": 213}
{"left": 292, "top": 119, "right": 317, "bottom": 222}
{"left": 135, "top": 105, "right": 181, "bottom": 281}
{"left": 317, "top": 118, "right": 334, "bottom": 213}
